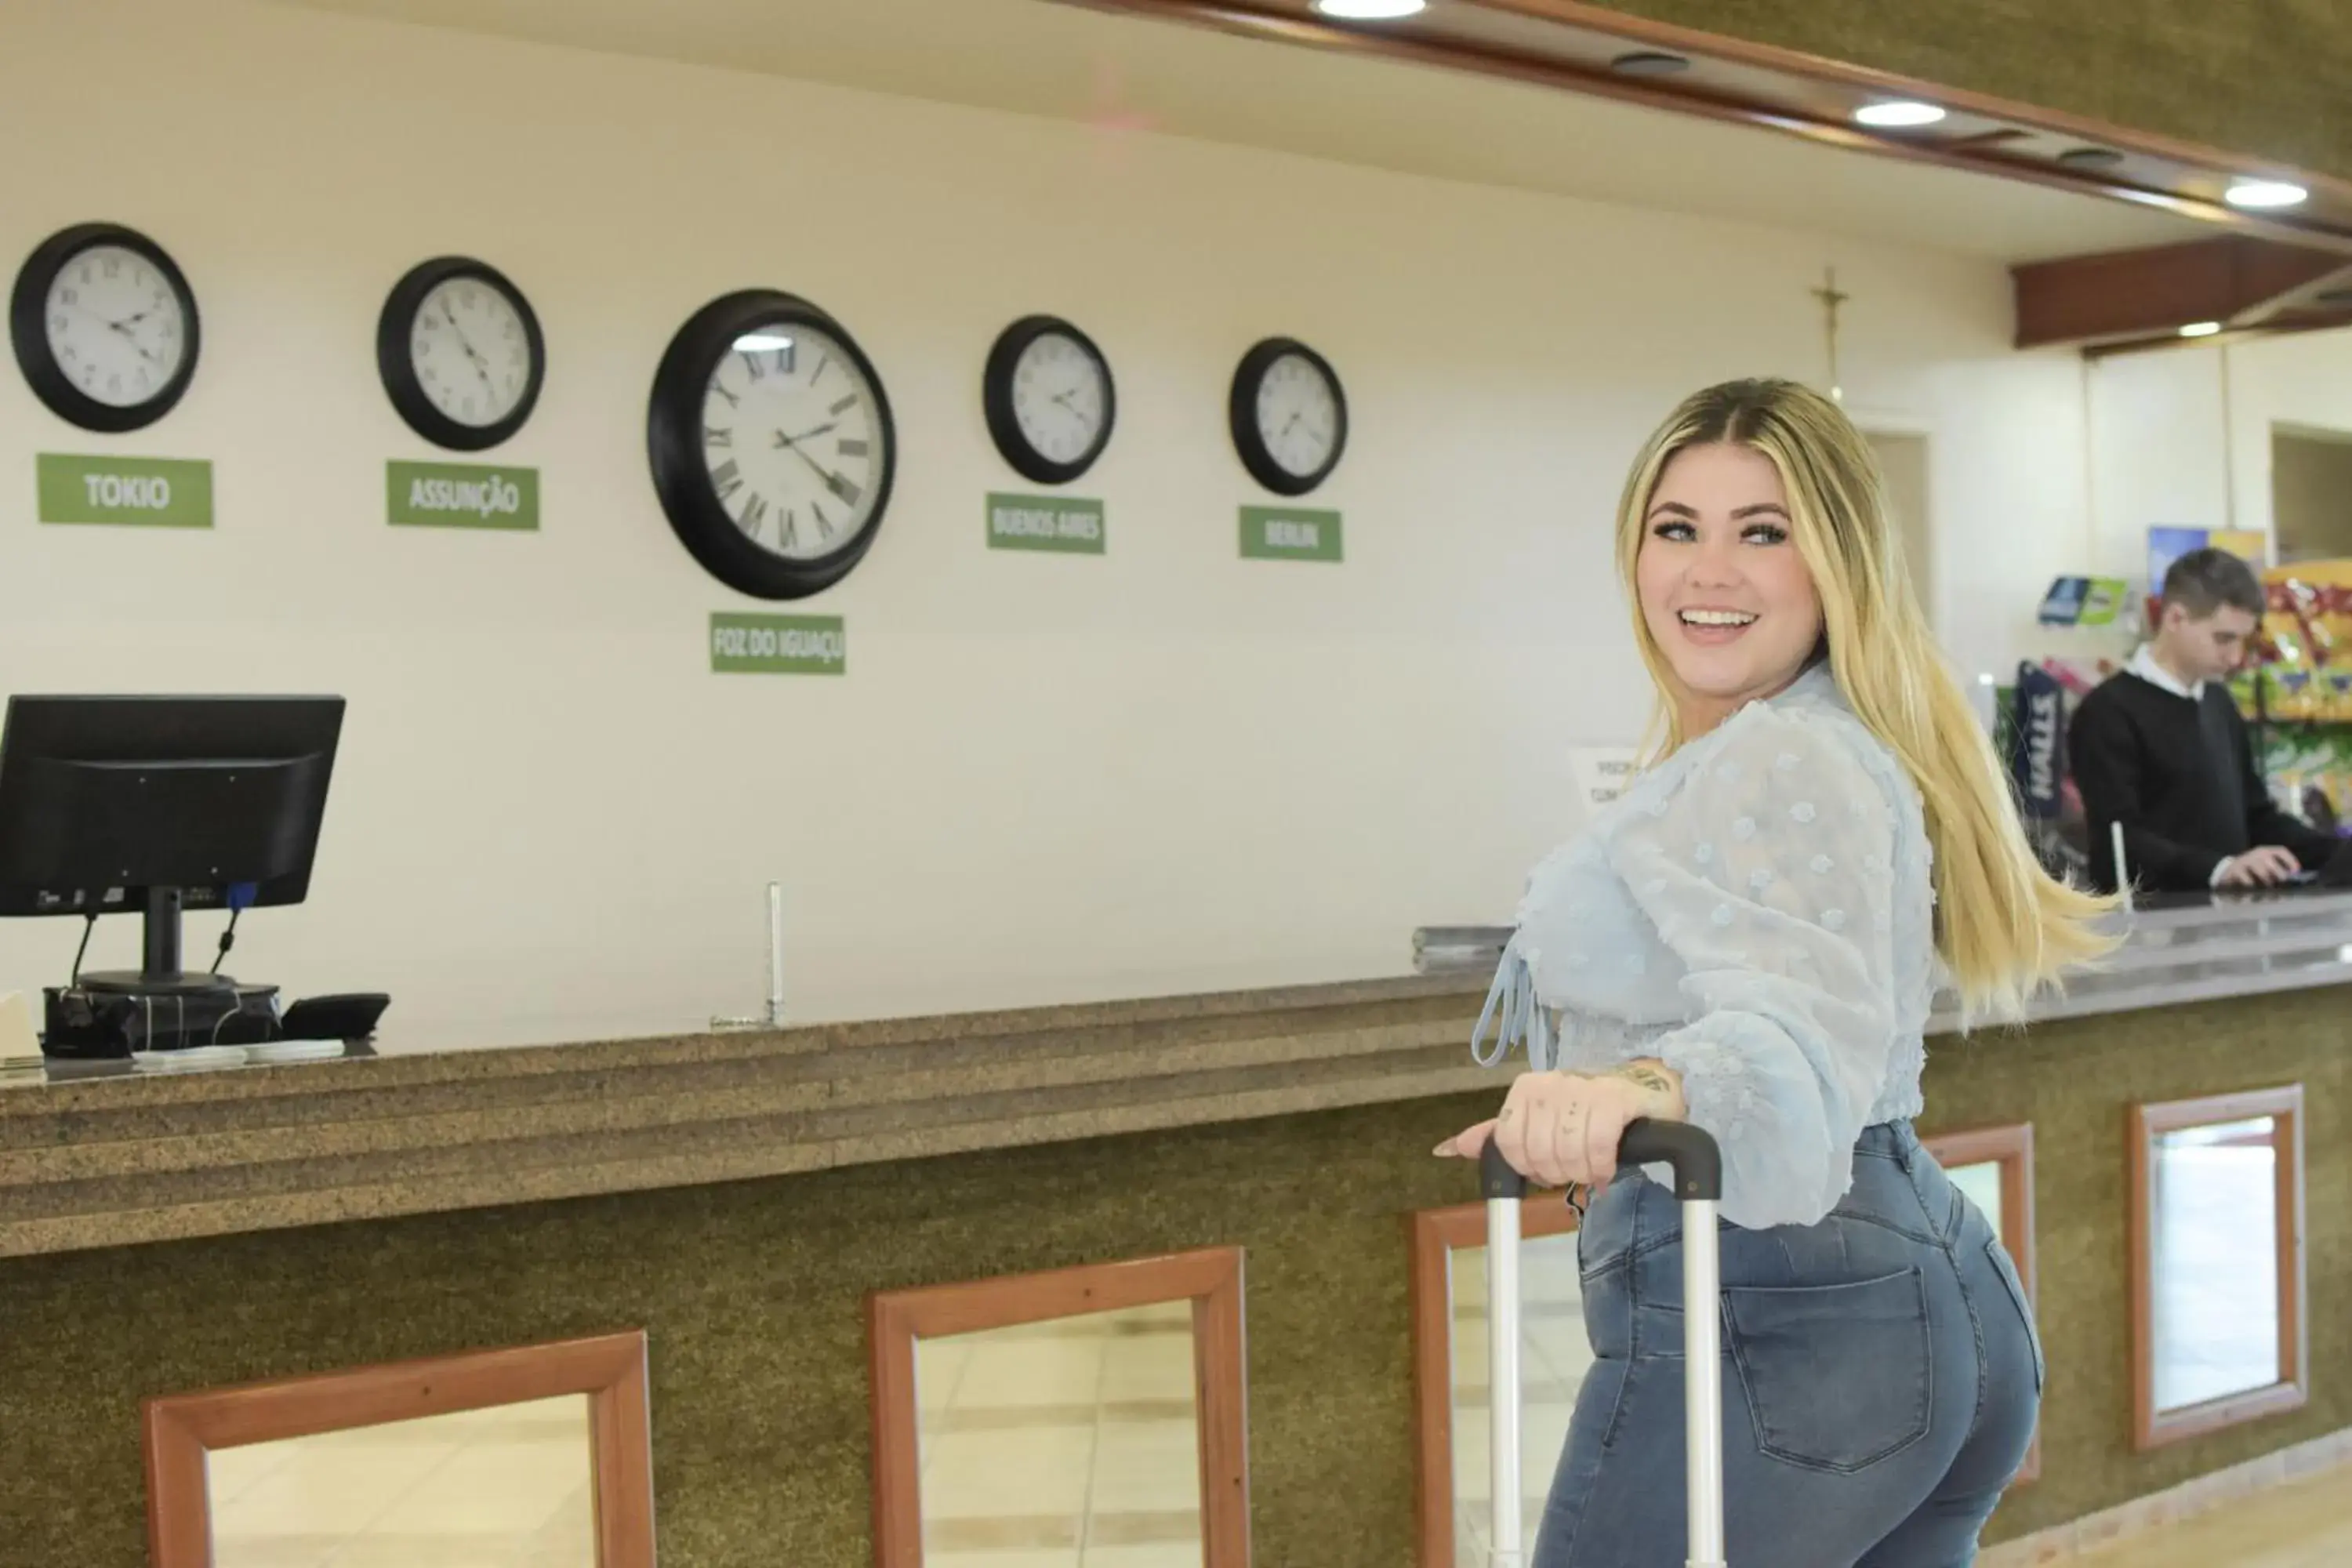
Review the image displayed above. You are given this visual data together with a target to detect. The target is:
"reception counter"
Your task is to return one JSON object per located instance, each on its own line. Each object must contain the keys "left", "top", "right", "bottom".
{"left": 2, "top": 890, "right": 2348, "bottom": 1565}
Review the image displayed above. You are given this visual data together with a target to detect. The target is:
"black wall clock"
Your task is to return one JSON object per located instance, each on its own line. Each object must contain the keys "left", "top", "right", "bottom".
{"left": 983, "top": 314, "right": 1115, "bottom": 485}
{"left": 9, "top": 221, "right": 200, "bottom": 433}
{"left": 648, "top": 289, "right": 897, "bottom": 600}
{"left": 1229, "top": 336, "right": 1347, "bottom": 496}
{"left": 377, "top": 256, "right": 545, "bottom": 451}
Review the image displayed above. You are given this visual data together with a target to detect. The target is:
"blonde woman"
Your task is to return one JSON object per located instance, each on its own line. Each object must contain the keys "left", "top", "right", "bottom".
{"left": 1439, "top": 379, "right": 2115, "bottom": 1566}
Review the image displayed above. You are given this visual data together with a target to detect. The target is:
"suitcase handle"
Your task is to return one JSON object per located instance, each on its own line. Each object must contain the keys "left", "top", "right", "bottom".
{"left": 1478, "top": 1119, "right": 1729, "bottom": 1568}
{"left": 1619, "top": 1119, "right": 1723, "bottom": 1201}
{"left": 1477, "top": 1116, "right": 1722, "bottom": 1200}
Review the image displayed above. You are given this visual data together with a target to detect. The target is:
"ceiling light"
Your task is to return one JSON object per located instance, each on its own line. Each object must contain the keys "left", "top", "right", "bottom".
{"left": 1610, "top": 50, "right": 1691, "bottom": 77}
{"left": 1853, "top": 100, "right": 1946, "bottom": 128}
{"left": 2180, "top": 321, "right": 2223, "bottom": 338}
{"left": 2225, "top": 179, "right": 2308, "bottom": 209}
{"left": 1312, "top": 0, "right": 1427, "bottom": 18}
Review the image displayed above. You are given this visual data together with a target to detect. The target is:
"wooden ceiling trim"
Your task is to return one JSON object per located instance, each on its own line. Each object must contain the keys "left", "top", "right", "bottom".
{"left": 2012, "top": 236, "right": 2352, "bottom": 349}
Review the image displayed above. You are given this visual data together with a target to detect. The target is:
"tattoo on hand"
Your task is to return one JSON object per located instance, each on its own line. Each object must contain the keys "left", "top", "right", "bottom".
{"left": 1617, "top": 1065, "right": 1675, "bottom": 1096}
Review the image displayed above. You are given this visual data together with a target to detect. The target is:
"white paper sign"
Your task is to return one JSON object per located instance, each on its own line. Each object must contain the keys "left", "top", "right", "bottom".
{"left": 0, "top": 991, "right": 40, "bottom": 1069}
{"left": 1567, "top": 746, "right": 1641, "bottom": 812}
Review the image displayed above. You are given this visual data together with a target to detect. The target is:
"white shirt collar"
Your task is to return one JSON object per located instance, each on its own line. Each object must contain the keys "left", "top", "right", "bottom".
{"left": 2129, "top": 644, "right": 2205, "bottom": 702}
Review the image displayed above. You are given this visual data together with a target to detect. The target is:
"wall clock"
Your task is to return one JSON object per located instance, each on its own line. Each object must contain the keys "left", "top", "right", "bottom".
{"left": 647, "top": 289, "right": 896, "bottom": 600}
{"left": 1229, "top": 336, "right": 1347, "bottom": 497}
{"left": 376, "top": 256, "right": 545, "bottom": 451}
{"left": 9, "top": 221, "right": 200, "bottom": 433}
{"left": 982, "top": 314, "right": 1115, "bottom": 485}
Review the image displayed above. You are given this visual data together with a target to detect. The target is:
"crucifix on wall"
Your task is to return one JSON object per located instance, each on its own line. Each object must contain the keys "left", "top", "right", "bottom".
{"left": 1813, "top": 266, "right": 1849, "bottom": 402}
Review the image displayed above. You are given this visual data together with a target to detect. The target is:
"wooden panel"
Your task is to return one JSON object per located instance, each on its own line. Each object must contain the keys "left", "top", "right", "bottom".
{"left": 867, "top": 1245, "right": 1251, "bottom": 1567}
{"left": 2012, "top": 237, "right": 2350, "bottom": 347}
{"left": 1407, "top": 1192, "right": 1580, "bottom": 1568}
{"left": 2129, "top": 1085, "right": 2309, "bottom": 1451}
{"left": 140, "top": 1329, "right": 655, "bottom": 1568}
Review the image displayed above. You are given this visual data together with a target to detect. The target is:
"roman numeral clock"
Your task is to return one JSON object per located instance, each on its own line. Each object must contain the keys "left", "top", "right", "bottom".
{"left": 647, "top": 288, "right": 896, "bottom": 599}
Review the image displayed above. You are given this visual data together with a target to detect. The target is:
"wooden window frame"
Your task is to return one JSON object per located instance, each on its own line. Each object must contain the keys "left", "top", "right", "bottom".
{"left": 1407, "top": 1192, "right": 1581, "bottom": 1568}
{"left": 1923, "top": 1122, "right": 2041, "bottom": 1486}
{"left": 2130, "top": 1084, "right": 2309, "bottom": 1451}
{"left": 866, "top": 1245, "right": 1250, "bottom": 1567}
{"left": 141, "top": 1328, "right": 655, "bottom": 1568}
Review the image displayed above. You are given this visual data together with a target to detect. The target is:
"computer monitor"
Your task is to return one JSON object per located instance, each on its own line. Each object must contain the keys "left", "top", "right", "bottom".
{"left": 0, "top": 695, "right": 345, "bottom": 996}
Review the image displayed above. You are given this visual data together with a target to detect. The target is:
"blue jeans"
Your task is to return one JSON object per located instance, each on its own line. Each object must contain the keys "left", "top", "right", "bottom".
{"left": 1536, "top": 1121, "right": 2043, "bottom": 1568}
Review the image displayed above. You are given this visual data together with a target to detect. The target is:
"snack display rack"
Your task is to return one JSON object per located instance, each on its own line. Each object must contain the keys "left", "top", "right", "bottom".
{"left": 2234, "top": 559, "right": 2352, "bottom": 835}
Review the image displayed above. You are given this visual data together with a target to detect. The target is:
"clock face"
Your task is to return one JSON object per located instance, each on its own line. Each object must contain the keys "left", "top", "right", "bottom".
{"left": 1011, "top": 330, "right": 1109, "bottom": 468}
{"left": 697, "top": 324, "right": 889, "bottom": 561}
{"left": 1253, "top": 350, "right": 1341, "bottom": 481}
{"left": 42, "top": 242, "right": 191, "bottom": 410}
{"left": 376, "top": 257, "right": 543, "bottom": 451}
{"left": 408, "top": 274, "right": 534, "bottom": 429}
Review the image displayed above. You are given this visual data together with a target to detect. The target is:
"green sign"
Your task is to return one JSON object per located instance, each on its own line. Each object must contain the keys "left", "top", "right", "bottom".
{"left": 710, "top": 612, "right": 846, "bottom": 676}
{"left": 36, "top": 453, "right": 212, "bottom": 528}
{"left": 388, "top": 461, "right": 539, "bottom": 530}
{"left": 986, "top": 492, "right": 1105, "bottom": 554}
{"left": 1240, "top": 505, "right": 1342, "bottom": 562}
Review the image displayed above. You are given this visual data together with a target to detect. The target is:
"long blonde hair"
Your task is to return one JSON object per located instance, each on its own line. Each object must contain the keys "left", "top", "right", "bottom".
{"left": 1613, "top": 379, "right": 2118, "bottom": 1020}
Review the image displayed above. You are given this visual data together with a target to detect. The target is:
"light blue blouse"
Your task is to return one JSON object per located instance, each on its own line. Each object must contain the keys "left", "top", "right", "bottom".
{"left": 1472, "top": 661, "right": 1940, "bottom": 1230}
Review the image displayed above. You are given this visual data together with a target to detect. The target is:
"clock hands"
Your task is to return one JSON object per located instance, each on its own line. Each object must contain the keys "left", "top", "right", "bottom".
{"left": 106, "top": 320, "right": 164, "bottom": 368}
{"left": 440, "top": 297, "right": 499, "bottom": 397}
{"left": 1047, "top": 387, "right": 1098, "bottom": 432}
{"left": 771, "top": 423, "right": 862, "bottom": 508}
{"left": 770, "top": 421, "right": 837, "bottom": 450}
{"left": 68, "top": 302, "right": 166, "bottom": 368}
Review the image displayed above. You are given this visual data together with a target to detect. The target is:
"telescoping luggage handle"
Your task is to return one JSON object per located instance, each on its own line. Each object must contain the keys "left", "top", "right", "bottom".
{"left": 1480, "top": 1120, "right": 1727, "bottom": 1568}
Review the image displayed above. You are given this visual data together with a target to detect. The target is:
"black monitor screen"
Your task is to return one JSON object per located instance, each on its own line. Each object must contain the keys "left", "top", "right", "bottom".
{"left": 0, "top": 695, "right": 344, "bottom": 920}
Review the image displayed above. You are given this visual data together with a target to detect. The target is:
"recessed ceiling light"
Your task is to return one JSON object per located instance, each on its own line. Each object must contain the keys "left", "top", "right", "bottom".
{"left": 1610, "top": 50, "right": 1691, "bottom": 77}
{"left": 1853, "top": 100, "right": 1946, "bottom": 128}
{"left": 2180, "top": 321, "right": 2223, "bottom": 338}
{"left": 2058, "top": 147, "right": 2124, "bottom": 169}
{"left": 2225, "top": 179, "right": 2308, "bottom": 209}
{"left": 1312, "top": 0, "right": 1426, "bottom": 18}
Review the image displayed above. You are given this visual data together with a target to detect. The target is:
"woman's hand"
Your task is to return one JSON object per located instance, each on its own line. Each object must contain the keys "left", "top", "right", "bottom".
{"left": 1434, "top": 1061, "right": 1688, "bottom": 1190}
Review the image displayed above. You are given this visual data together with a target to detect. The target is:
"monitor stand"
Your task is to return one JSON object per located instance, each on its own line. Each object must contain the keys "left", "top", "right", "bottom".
{"left": 77, "top": 887, "right": 238, "bottom": 999}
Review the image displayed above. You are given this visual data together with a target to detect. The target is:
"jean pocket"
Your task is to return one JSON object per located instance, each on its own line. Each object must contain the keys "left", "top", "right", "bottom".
{"left": 1724, "top": 1265, "right": 1933, "bottom": 1473}
{"left": 1984, "top": 1236, "right": 2044, "bottom": 1394}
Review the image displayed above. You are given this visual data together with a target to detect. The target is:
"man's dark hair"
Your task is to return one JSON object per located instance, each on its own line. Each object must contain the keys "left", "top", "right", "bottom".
{"left": 2161, "top": 546, "right": 2265, "bottom": 619}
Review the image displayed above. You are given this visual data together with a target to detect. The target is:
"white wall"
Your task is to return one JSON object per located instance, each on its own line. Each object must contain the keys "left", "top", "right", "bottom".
{"left": 2089, "top": 347, "right": 2231, "bottom": 578}
{"left": 2076, "top": 325, "right": 2352, "bottom": 586}
{"left": 2226, "top": 328, "right": 2352, "bottom": 549}
{"left": 0, "top": 0, "right": 2089, "bottom": 1045}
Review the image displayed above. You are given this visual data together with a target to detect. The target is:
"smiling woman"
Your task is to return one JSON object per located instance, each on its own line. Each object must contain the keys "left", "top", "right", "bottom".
{"left": 1444, "top": 376, "right": 2122, "bottom": 1567}
{"left": 1633, "top": 441, "right": 1826, "bottom": 739}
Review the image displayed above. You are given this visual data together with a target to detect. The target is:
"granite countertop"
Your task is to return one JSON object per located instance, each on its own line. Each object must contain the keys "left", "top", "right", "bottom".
{"left": 0, "top": 972, "right": 1497, "bottom": 1258}
{"left": 4, "top": 891, "right": 2348, "bottom": 1261}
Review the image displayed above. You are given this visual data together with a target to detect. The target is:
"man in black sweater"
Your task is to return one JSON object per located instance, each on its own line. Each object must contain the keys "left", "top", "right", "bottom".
{"left": 2068, "top": 547, "right": 2343, "bottom": 895}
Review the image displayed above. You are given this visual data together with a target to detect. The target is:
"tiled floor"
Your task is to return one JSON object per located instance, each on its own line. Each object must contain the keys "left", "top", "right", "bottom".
{"left": 205, "top": 1394, "right": 594, "bottom": 1568}
{"left": 915, "top": 1298, "right": 1204, "bottom": 1568}
{"left": 2071, "top": 1465, "right": 2352, "bottom": 1567}
{"left": 1446, "top": 1230, "right": 1591, "bottom": 1564}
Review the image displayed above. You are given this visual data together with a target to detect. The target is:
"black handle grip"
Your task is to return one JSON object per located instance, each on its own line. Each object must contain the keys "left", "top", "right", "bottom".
{"left": 1479, "top": 1137, "right": 1527, "bottom": 1200}
{"left": 1618, "top": 1118, "right": 1723, "bottom": 1201}
{"left": 1476, "top": 1119, "right": 1722, "bottom": 1202}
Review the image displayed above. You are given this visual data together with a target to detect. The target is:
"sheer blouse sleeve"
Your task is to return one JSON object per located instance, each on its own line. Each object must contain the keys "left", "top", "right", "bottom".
{"left": 1605, "top": 704, "right": 1907, "bottom": 1229}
